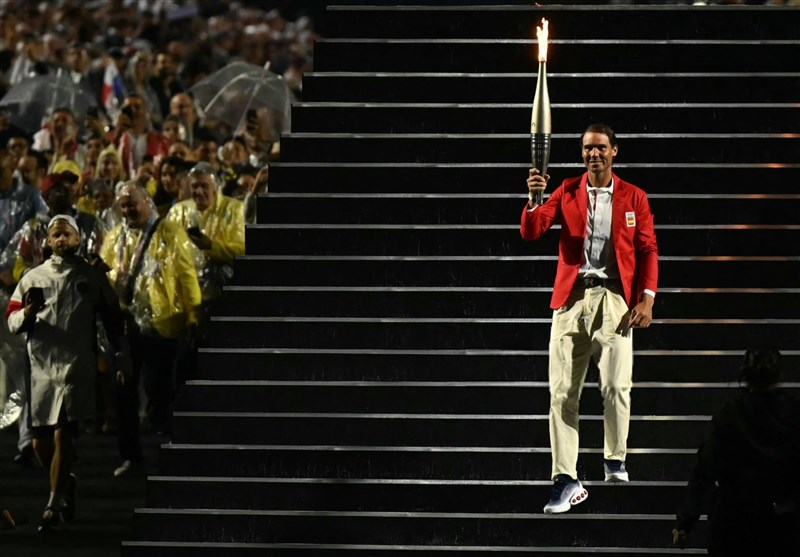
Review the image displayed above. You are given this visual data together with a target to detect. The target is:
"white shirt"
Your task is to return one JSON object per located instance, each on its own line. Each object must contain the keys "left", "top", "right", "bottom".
{"left": 579, "top": 179, "right": 619, "bottom": 280}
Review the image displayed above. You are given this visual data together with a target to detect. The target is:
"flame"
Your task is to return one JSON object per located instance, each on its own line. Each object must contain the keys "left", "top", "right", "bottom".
{"left": 536, "top": 18, "right": 549, "bottom": 63}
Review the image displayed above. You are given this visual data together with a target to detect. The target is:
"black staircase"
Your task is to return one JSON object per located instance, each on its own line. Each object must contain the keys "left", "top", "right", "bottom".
{"left": 123, "top": 4, "right": 800, "bottom": 556}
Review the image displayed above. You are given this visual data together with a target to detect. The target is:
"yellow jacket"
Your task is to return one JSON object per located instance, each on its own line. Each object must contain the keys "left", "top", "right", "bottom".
{"left": 166, "top": 194, "right": 245, "bottom": 266}
{"left": 100, "top": 219, "right": 202, "bottom": 339}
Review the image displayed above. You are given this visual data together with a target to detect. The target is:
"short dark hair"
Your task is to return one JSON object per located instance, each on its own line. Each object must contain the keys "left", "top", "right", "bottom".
{"left": 740, "top": 346, "right": 782, "bottom": 390}
{"left": 581, "top": 123, "right": 617, "bottom": 148}
{"left": 159, "top": 155, "right": 194, "bottom": 175}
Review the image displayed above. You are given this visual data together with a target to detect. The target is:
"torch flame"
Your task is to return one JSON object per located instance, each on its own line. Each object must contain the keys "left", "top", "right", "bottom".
{"left": 536, "top": 18, "right": 549, "bottom": 63}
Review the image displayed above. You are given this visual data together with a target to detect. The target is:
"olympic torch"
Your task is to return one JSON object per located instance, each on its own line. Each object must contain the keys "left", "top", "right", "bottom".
{"left": 530, "top": 18, "right": 551, "bottom": 206}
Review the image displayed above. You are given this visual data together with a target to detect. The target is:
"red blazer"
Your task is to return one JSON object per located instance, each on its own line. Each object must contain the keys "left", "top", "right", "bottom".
{"left": 520, "top": 172, "right": 658, "bottom": 310}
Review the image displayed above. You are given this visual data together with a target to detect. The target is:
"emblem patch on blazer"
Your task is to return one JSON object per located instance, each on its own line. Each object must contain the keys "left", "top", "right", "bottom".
{"left": 625, "top": 212, "right": 636, "bottom": 227}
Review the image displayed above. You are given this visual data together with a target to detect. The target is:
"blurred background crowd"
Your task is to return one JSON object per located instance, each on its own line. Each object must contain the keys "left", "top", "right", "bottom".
{"left": 0, "top": 0, "right": 320, "bottom": 481}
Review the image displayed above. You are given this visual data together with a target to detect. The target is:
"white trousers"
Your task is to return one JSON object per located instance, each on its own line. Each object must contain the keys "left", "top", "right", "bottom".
{"left": 548, "top": 284, "right": 633, "bottom": 479}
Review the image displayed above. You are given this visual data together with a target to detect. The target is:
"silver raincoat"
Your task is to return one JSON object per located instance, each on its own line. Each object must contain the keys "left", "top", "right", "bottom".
{"left": 5, "top": 255, "right": 124, "bottom": 427}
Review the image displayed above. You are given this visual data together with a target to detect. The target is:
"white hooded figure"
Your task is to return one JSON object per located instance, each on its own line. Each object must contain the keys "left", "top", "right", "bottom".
{"left": 5, "top": 214, "right": 126, "bottom": 428}
{"left": 5, "top": 214, "right": 129, "bottom": 530}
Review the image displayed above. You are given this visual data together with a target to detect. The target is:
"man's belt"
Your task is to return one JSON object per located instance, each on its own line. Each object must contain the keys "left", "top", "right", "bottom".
{"left": 577, "top": 276, "right": 617, "bottom": 289}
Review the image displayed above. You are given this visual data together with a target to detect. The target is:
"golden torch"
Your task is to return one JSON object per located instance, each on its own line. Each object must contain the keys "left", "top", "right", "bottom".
{"left": 530, "top": 18, "right": 551, "bottom": 206}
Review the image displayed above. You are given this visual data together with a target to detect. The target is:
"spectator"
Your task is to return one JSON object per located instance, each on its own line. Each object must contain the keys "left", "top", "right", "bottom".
{"left": 152, "top": 52, "right": 184, "bottom": 118}
{"left": 82, "top": 133, "right": 107, "bottom": 181}
{"left": 94, "top": 145, "right": 126, "bottom": 188}
{"left": 123, "top": 52, "right": 163, "bottom": 129}
{"left": 32, "top": 107, "right": 86, "bottom": 170}
{"left": 161, "top": 114, "right": 180, "bottom": 146}
{"left": 168, "top": 92, "right": 201, "bottom": 148}
{"left": 0, "top": 172, "right": 105, "bottom": 284}
{"left": 168, "top": 140, "right": 197, "bottom": 162}
{"left": 193, "top": 127, "right": 221, "bottom": 172}
{"left": 153, "top": 155, "right": 193, "bottom": 218}
{"left": 5, "top": 213, "right": 129, "bottom": 531}
{"left": 6, "top": 134, "right": 29, "bottom": 167}
{"left": 0, "top": 152, "right": 45, "bottom": 253}
{"left": 117, "top": 94, "right": 169, "bottom": 178}
{"left": 8, "top": 32, "right": 47, "bottom": 85}
{"left": 100, "top": 182, "right": 201, "bottom": 474}
{"left": 87, "top": 177, "right": 120, "bottom": 230}
{"left": 53, "top": 159, "right": 91, "bottom": 215}
{"left": 166, "top": 162, "right": 245, "bottom": 302}
{"left": 15, "top": 151, "right": 48, "bottom": 193}
{"left": 673, "top": 347, "right": 800, "bottom": 555}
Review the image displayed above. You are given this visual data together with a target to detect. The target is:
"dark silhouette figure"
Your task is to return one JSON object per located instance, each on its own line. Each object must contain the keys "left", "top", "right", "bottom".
{"left": 673, "top": 347, "right": 800, "bottom": 555}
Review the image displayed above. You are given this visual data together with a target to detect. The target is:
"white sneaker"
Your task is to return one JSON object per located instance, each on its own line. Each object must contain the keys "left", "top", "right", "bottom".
{"left": 543, "top": 475, "right": 589, "bottom": 514}
{"left": 604, "top": 459, "right": 629, "bottom": 482}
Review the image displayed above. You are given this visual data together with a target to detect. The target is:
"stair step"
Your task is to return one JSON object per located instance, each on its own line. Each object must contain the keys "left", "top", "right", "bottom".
{"left": 216, "top": 287, "right": 800, "bottom": 319}
{"left": 303, "top": 72, "right": 800, "bottom": 103}
{"left": 146, "top": 477, "right": 688, "bottom": 514}
{"left": 170, "top": 412, "right": 709, "bottom": 447}
{"left": 204, "top": 317, "right": 800, "bottom": 350}
{"left": 314, "top": 39, "right": 799, "bottom": 73}
{"left": 256, "top": 193, "right": 800, "bottom": 225}
{"left": 232, "top": 256, "right": 800, "bottom": 288}
{"left": 322, "top": 4, "right": 799, "bottom": 40}
{"left": 194, "top": 349, "right": 800, "bottom": 383}
{"left": 291, "top": 103, "right": 798, "bottom": 134}
{"left": 280, "top": 134, "right": 798, "bottom": 164}
{"left": 268, "top": 163, "right": 800, "bottom": 195}
{"left": 158, "top": 445, "right": 696, "bottom": 481}
{"left": 244, "top": 224, "right": 800, "bottom": 256}
{"left": 123, "top": 540, "right": 707, "bottom": 557}
{"left": 130, "top": 509, "right": 707, "bottom": 548}
{"left": 175, "top": 380, "right": 774, "bottom": 417}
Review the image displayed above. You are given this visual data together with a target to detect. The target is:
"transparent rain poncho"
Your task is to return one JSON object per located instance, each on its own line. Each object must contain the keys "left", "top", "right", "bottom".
{"left": 164, "top": 195, "right": 245, "bottom": 302}
{"left": 0, "top": 212, "right": 106, "bottom": 283}
{"left": 0, "top": 180, "right": 47, "bottom": 251}
{"left": 100, "top": 217, "right": 202, "bottom": 339}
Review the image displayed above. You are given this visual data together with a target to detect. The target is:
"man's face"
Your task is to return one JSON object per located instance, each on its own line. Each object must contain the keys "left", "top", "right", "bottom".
{"left": 47, "top": 222, "right": 80, "bottom": 257}
{"left": 155, "top": 53, "right": 175, "bottom": 79}
{"left": 7, "top": 137, "right": 28, "bottom": 162}
{"left": 118, "top": 190, "right": 152, "bottom": 228}
{"left": 43, "top": 184, "right": 73, "bottom": 215}
{"left": 170, "top": 94, "right": 194, "bottom": 123}
{"left": 123, "top": 97, "right": 147, "bottom": 127}
{"left": 16, "top": 155, "right": 40, "bottom": 187}
{"left": 51, "top": 111, "right": 74, "bottom": 137}
{"left": 189, "top": 173, "right": 217, "bottom": 212}
{"left": 92, "top": 189, "right": 114, "bottom": 212}
{"left": 581, "top": 132, "right": 617, "bottom": 176}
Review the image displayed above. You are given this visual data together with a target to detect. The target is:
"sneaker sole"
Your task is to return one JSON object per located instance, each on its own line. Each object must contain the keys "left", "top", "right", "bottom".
{"left": 605, "top": 472, "right": 630, "bottom": 482}
{"left": 543, "top": 486, "right": 589, "bottom": 514}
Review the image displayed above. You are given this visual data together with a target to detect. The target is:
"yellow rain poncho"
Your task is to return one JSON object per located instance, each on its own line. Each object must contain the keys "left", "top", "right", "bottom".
{"left": 100, "top": 218, "right": 202, "bottom": 339}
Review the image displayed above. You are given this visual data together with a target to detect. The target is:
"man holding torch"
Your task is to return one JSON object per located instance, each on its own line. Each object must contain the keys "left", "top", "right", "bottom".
{"left": 521, "top": 123, "right": 659, "bottom": 514}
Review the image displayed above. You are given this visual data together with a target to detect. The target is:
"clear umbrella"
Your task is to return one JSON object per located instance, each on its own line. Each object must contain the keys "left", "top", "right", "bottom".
{"left": 0, "top": 70, "right": 97, "bottom": 133}
{"left": 189, "top": 61, "right": 293, "bottom": 139}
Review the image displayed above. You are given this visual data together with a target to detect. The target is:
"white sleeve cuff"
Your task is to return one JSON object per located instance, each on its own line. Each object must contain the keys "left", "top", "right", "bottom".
{"left": 643, "top": 289, "right": 656, "bottom": 299}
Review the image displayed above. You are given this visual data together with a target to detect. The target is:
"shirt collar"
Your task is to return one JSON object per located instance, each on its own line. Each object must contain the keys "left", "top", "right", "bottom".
{"left": 587, "top": 177, "right": 614, "bottom": 194}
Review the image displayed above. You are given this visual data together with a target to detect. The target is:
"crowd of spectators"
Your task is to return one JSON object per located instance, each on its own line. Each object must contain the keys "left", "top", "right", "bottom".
{"left": 0, "top": 0, "right": 312, "bottom": 531}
